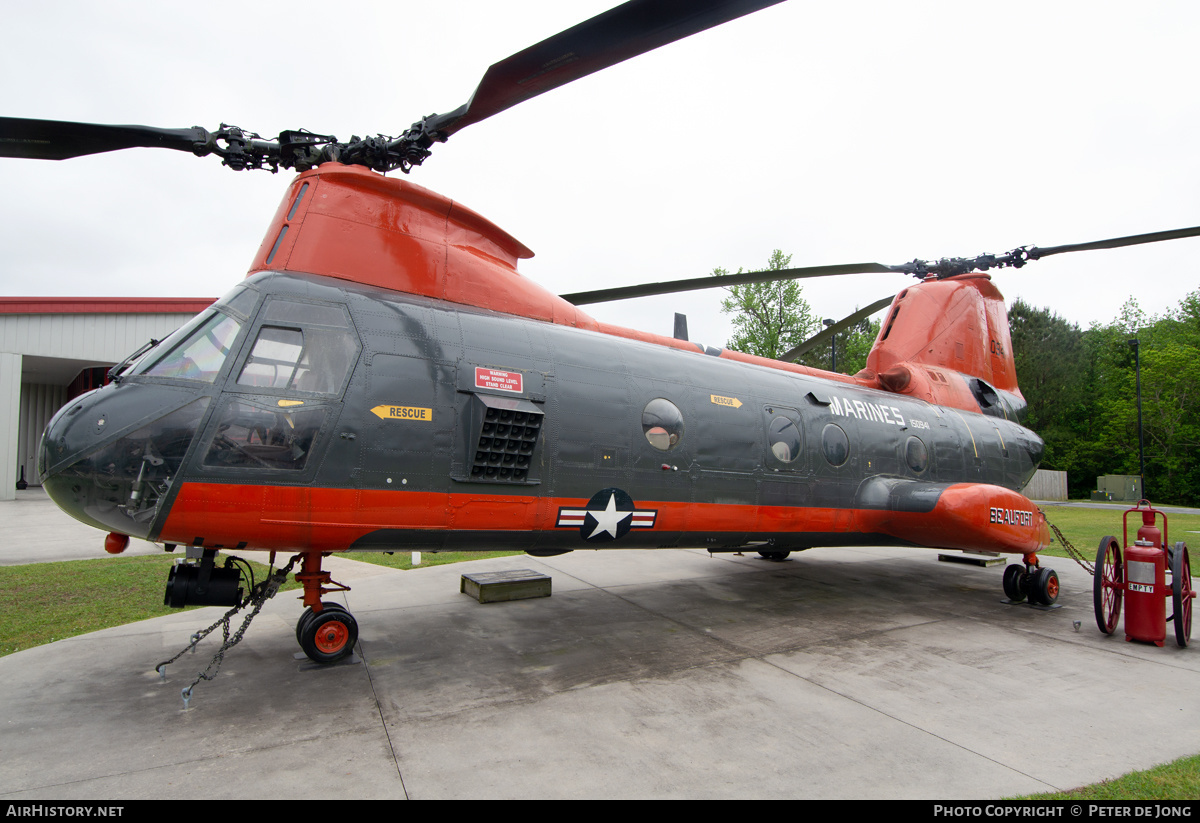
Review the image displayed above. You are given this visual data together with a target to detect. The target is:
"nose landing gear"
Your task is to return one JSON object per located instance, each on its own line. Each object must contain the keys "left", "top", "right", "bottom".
{"left": 294, "top": 552, "right": 358, "bottom": 664}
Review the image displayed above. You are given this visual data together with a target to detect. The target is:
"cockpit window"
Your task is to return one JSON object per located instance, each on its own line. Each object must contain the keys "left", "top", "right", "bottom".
{"left": 236, "top": 324, "right": 357, "bottom": 394}
{"left": 237, "top": 327, "right": 305, "bottom": 389}
{"left": 215, "top": 285, "right": 260, "bottom": 321}
{"left": 202, "top": 399, "right": 327, "bottom": 472}
{"left": 234, "top": 299, "right": 358, "bottom": 395}
{"left": 138, "top": 311, "right": 242, "bottom": 383}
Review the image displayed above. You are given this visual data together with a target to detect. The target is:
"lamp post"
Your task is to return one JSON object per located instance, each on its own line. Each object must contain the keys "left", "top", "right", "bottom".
{"left": 1128, "top": 337, "right": 1146, "bottom": 499}
{"left": 823, "top": 318, "right": 836, "bottom": 373}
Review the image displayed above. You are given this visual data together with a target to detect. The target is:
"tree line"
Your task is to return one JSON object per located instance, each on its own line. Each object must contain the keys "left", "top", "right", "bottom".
{"left": 715, "top": 252, "right": 1199, "bottom": 505}
{"left": 1009, "top": 290, "right": 1200, "bottom": 505}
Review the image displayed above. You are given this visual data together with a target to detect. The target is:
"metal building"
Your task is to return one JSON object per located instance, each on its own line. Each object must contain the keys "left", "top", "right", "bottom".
{"left": 0, "top": 297, "right": 213, "bottom": 501}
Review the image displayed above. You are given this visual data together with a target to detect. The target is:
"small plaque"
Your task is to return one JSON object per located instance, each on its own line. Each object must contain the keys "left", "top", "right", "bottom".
{"left": 460, "top": 569, "right": 552, "bottom": 603}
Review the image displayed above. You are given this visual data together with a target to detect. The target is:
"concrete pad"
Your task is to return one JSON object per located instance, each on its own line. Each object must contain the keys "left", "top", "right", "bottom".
{"left": 1, "top": 515, "right": 1198, "bottom": 798}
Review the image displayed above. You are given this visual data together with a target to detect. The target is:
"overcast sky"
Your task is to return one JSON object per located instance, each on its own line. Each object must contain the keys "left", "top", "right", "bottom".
{"left": 3, "top": 1, "right": 1198, "bottom": 350}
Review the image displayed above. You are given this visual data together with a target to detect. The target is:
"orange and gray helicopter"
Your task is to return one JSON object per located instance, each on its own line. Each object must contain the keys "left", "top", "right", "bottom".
{"left": 3, "top": 0, "right": 1198, "bottom": 665}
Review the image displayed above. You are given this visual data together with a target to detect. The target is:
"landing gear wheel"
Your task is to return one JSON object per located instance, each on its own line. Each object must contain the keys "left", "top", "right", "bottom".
{"left": 295, "top": 601, "right": 348, "bottom": 644}
{"left": 1170, "top": 542, "right": 1193, "bottom": 648}
{"left": 758, "top": 551, "right": 791, "bottom": 561}
{"left": 296, "top": 607, "right": 316, "bottom": 644}
{"left": 299, "top": 604, "right": 359, "bottom": 664}
{"left": 1028, "top": 567, "right": 1059, "bottom": 606}
{"left": 1002, "top": 564, "right": 1027, "bottom": 603}
{"left": 1094, "top": 536, "right": 1123, "bottom": 635}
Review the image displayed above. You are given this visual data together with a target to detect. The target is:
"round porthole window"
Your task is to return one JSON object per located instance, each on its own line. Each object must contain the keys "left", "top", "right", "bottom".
{"left": 905, "top": 436, "right": 928, "bottom": 473}
{"left": 643, "top": 398, "right": 684, "bottom": 451}
{"left": 822, "top": 423, "right": 849, "bottom": 467}
{"left": 768, "top": 416, "right": 802, "bottom": 463}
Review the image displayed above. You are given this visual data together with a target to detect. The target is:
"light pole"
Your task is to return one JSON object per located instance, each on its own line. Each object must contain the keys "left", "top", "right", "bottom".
{"left": 823, "top": 318, "right": 836, "bottom": 373}
{"left": 1128, "top": 337, "right": 1146, "bottom": 499}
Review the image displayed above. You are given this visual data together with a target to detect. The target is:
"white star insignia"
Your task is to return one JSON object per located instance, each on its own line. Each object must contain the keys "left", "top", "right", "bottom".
{"left": 586, "top": 492, "right": 633, "bottom": 539}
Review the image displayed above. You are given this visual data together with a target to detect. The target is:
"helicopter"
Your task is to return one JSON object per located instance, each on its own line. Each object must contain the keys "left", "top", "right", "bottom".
{"left": 4, "top": 0, "right": 1199, "bottom": 665}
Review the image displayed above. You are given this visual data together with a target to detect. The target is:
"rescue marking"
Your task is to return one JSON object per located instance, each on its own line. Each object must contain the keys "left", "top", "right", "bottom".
{"left": 475, "top": 367, "right": 523, "bottom": 393}
{"left": 557, "top": 488, "right": 657, "bottom": 542}
{"left": 710, "top": 394, "right": 743, "bottom": 409}
{"left": 277, "top": 399, "right": 305, "bottom": 407}
{"left": 371, "top": 405, "right": 433, "bottom": 421}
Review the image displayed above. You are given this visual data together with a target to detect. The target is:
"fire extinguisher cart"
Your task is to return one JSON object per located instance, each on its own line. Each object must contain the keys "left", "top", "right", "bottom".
{"left": 1093, "top": 500, "right": 1193, "bottom": 647}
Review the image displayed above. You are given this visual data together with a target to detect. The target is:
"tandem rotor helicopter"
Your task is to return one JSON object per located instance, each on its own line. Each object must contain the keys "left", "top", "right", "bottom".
{"left": 3, "top": 0, "right": 1198, "bottom": 666}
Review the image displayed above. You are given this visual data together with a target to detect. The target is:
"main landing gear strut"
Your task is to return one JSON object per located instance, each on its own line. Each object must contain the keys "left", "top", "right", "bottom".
{"left": 294, "top": 551, "right": 358, "bottom": 664}
{"left": 1002, "top": 554, "right": 1060, "bottom": 606}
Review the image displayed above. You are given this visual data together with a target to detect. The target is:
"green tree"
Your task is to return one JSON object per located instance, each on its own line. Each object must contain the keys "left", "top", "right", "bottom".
{"left": 1008, "top": 299, "right": 1096, "bottom": 495}
{"left": 798, "top": 316, "right": 882, "bottom": 375}
{"left": 1015, "top": 290, "right": 1200, "bottom": 505}
{"left": 714, "top": 250, "right": 820, "bottom": 360}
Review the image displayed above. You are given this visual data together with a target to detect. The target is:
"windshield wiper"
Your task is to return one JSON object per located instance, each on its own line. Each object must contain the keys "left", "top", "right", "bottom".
{"left": 108, "top": 338, "right": 160, "bottom": 384}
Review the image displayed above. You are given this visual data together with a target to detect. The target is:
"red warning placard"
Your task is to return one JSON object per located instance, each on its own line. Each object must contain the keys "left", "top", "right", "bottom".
{"left": 475, "top": 367, "right": 523, "bottom": 393}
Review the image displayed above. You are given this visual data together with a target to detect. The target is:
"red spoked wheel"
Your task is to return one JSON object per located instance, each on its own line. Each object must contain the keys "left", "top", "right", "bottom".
{"left": 1094, "top": 536, "right": 1123, "bottom": 635}
{"left": 1171, "top": 542, "right": 1193, "bottom": 648}
{"left": 299, "top": 604, "right": 359, "bottom": 664}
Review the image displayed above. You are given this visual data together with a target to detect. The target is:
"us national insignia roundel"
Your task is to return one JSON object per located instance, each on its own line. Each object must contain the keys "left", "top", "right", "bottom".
{"left": 556, "top": 487, "right": 657, "bottom": 543}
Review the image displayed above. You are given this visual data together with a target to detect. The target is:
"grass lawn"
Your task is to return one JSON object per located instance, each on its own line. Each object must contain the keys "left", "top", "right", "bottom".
{"left": 1017, "top": 754, "right": 1200, "bottom": 800}
{"left": 0, "top": 554, "right": 298, "bottom": 657}
{"left": 1037, "top": 503, "right": 1200, "bottom": 563}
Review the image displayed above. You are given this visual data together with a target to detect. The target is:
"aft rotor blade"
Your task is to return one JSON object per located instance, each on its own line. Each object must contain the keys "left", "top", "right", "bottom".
{"left": 561, "top": 261, "right": 895, "bottom": 305}
{"left": 1029, "top": 225, "right": 1200, "bottom": 260}
{"left": 778, "top": 295, "right": 895, "bottom": 362}
{"left": 423, "top": 0, "right": 787, "bottom": 137}
{"left": 0, "top": 117, "right": 208, "bottom": 161}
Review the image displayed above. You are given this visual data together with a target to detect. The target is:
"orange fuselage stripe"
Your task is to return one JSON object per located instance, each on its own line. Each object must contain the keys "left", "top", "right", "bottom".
{"left": 160, "top": 482, "right": 1048, "bottom": 555}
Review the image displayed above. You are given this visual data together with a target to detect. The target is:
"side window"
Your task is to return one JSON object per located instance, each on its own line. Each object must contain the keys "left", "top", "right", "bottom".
{"left": 234, "top": 299, "right": 358, "bottom": 396}
{"left": 642, "top": 398, "right": 684, "bottom": 451}
{"left": 822, "top": 423, "right": 850, "bottom": 467}
{"left": 767, "top": 413, "right": 802, "bottom": 464}
{"left": 905, "top": 435, "right": 929, "bottom": 473}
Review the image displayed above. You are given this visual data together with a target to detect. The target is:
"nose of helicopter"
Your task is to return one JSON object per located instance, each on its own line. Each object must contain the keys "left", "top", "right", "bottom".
{"left": 40, "top": 383, "right": 212, "bottom": 541}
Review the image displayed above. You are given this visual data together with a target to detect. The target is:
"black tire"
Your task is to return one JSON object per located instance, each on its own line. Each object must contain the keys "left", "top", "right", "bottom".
{"left": 299, "top": 607, "right": 359, "bottom": 664}
{"left": 1029, "top": 567, "right": 1059, "bottom": 606}
{"left": 1002, "top": 564, "right": 1026, "bottom": 602}
{"left": 296, "top": 602, "right": 347, "bottom": 644}
{"left": 296, "top": 607, "right": 316, "bottom": 644}
{"left": 1171, "top": 542, "right": 1192, "bottom": 648}
{"left": 1094, "top": 536, "right": 1123, "bottom": 635}
{"left": 758, "top": 551, "right": 791, "bottom": 561}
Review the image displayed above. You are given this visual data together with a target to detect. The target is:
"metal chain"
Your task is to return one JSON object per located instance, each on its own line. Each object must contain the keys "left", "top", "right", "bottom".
{"left": 1048, "top": 520, "right": 1094, "bottom": 576}
{"left": 156, "top": 554, "right": 299, "bottom": 708}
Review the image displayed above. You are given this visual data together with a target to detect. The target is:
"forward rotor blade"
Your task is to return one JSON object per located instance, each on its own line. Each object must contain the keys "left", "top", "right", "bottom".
{"left": 1029, "top": 225, "right": 1200, "bottom": 260}
{"left": 0, "top": 117, "right": 208, "bottom": 160}
{"left": 561, "top": 261, "right": 895, "bottom": 305}
{"left": 778, "top": 295, "right": 895, "bottom": 363}
{"left": 424, "top": 0, "right": 786, "bottom": 137}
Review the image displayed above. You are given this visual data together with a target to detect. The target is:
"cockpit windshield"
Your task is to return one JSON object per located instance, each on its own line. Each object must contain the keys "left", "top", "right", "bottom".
{"left": 135, "top": 310, "right": 242, "bottom": 383}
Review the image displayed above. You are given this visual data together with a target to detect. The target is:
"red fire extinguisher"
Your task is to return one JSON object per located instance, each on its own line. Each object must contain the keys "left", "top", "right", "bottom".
{"left": 1094, "top": 500, "right": 1194, "bottom": 647}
